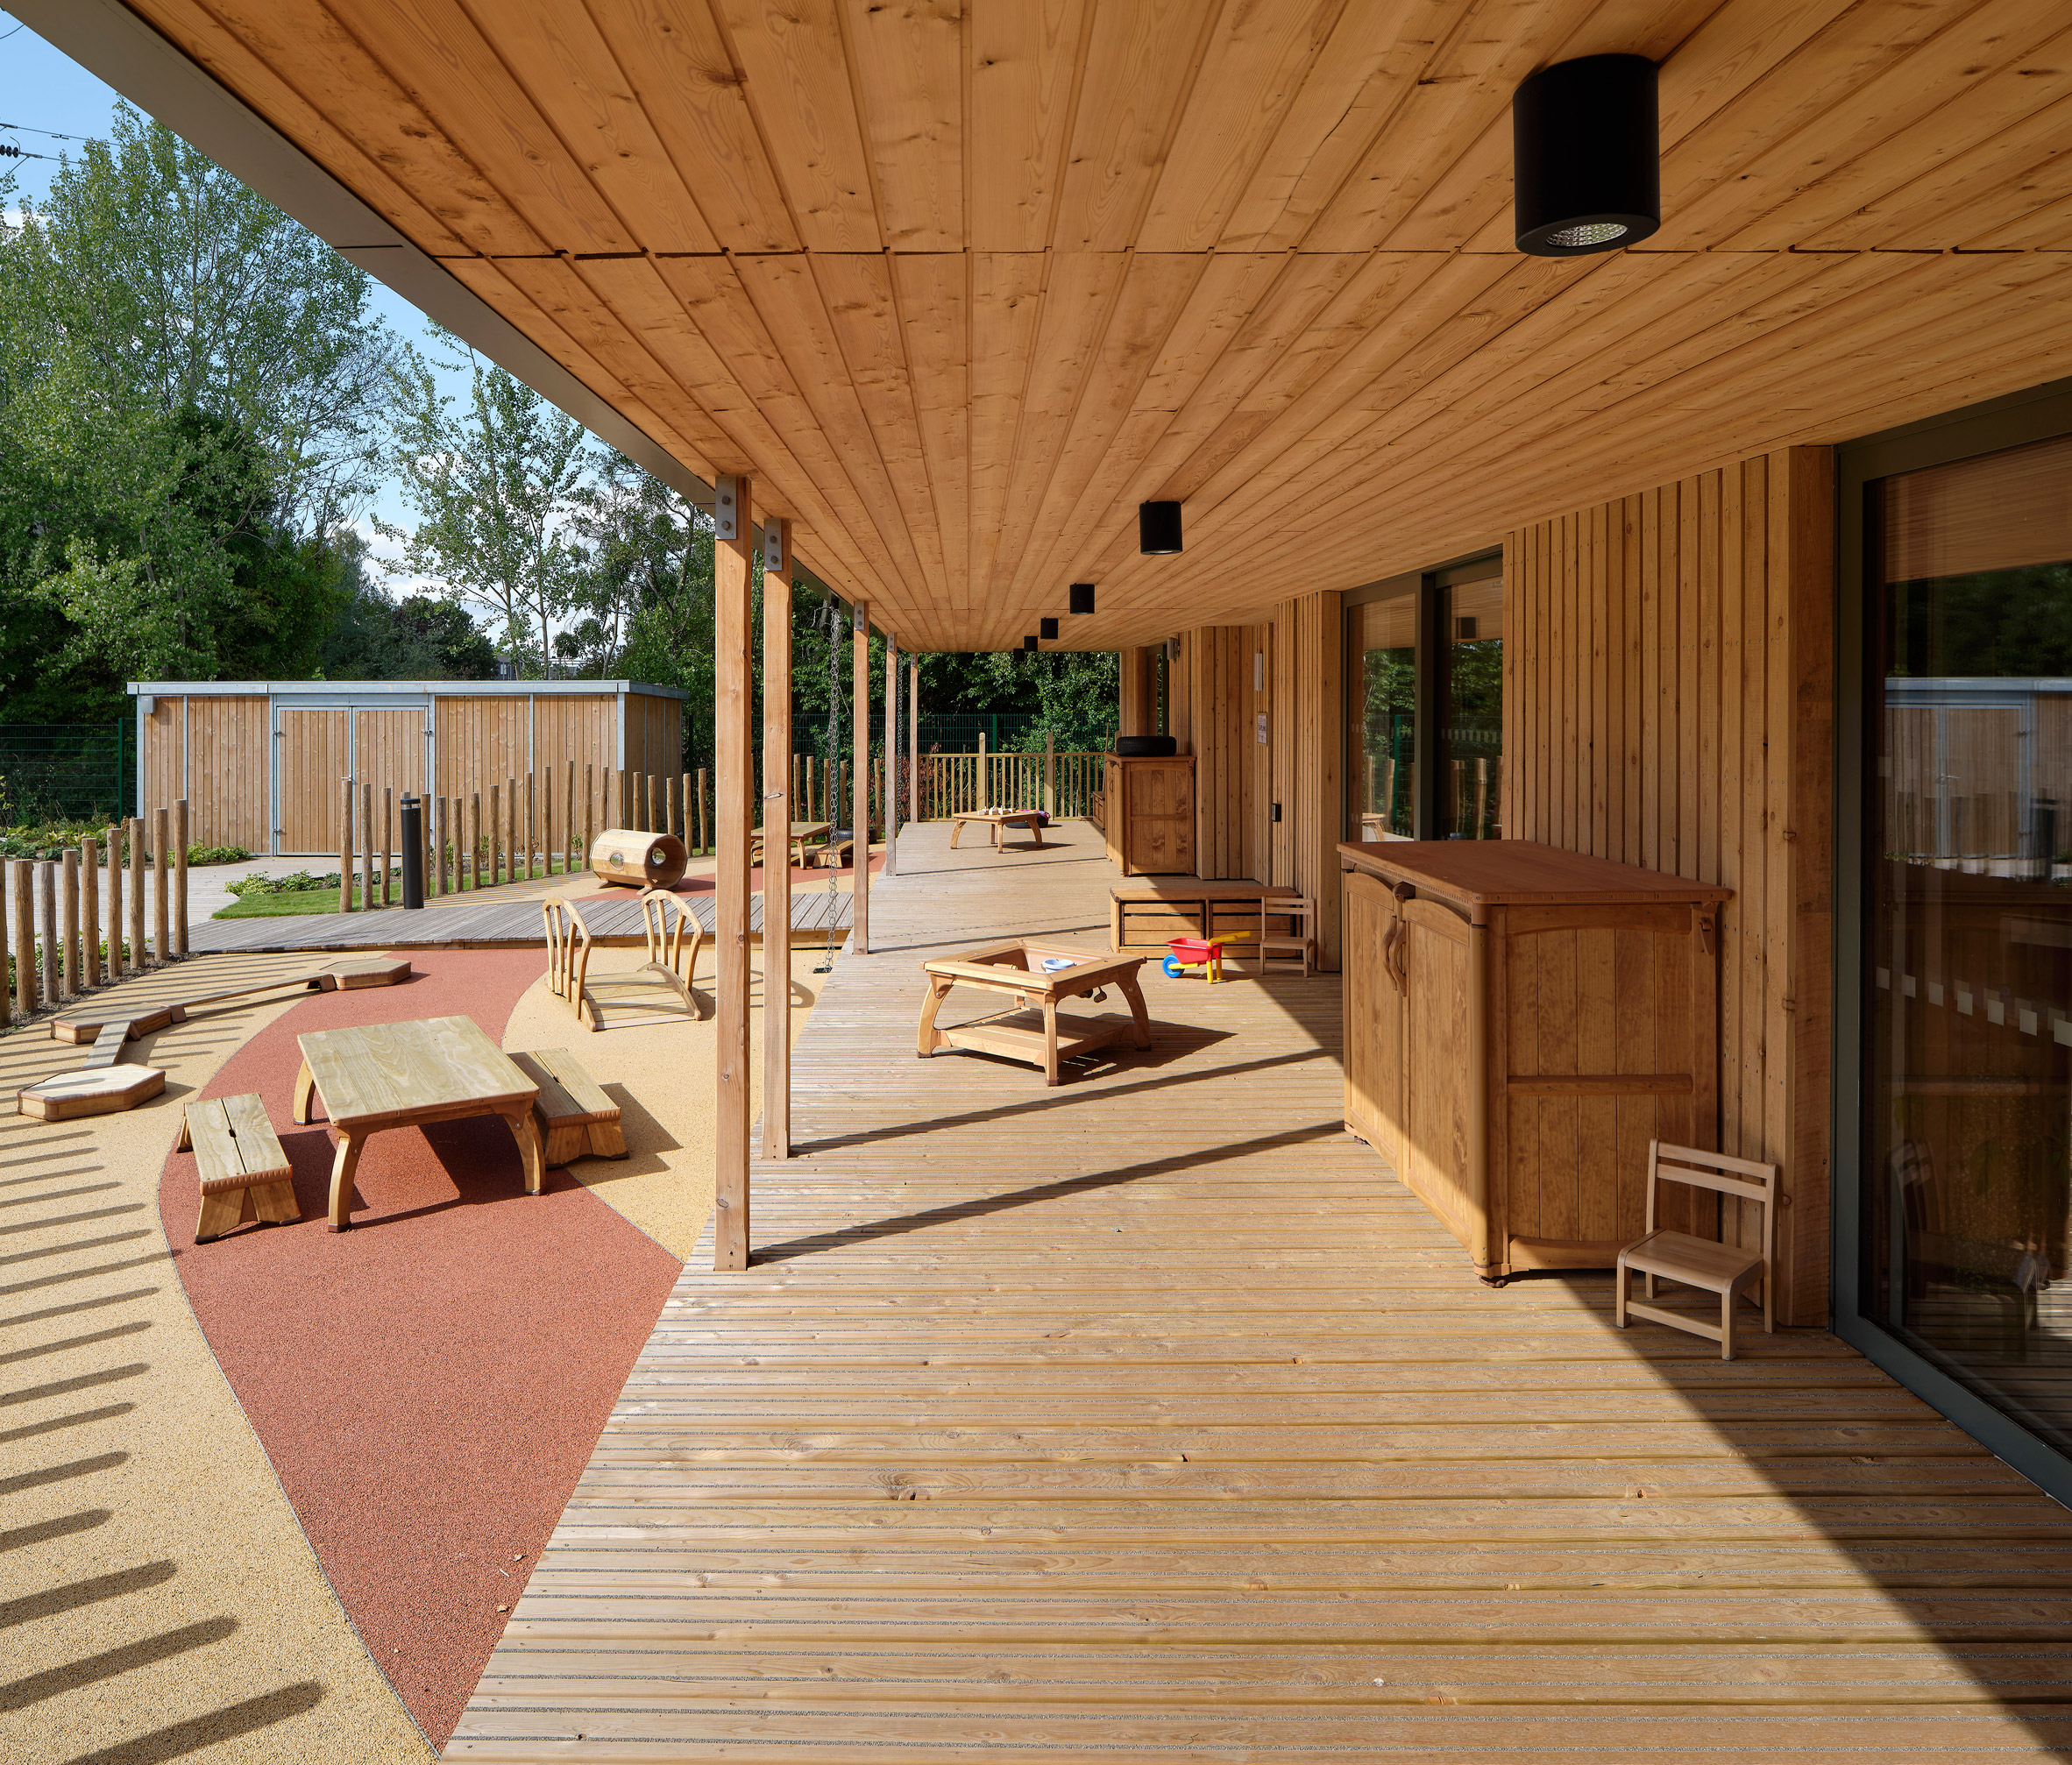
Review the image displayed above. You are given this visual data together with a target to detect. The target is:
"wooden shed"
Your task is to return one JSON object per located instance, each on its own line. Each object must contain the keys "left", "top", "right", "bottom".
{"left": 128, "top": 680, "right": 685, "bottom": 855}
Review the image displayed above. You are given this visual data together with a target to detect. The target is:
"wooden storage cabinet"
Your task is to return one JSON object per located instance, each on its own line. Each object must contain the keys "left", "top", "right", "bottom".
{"left": 1103, "top": 755, "right": 1195, "bottom": 875}
{"left": 1340, "top": 840, "right": 1730, "bottom": 1282}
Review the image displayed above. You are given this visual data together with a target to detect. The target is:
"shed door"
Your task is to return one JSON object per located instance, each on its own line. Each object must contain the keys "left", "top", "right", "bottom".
{"left": 356, "top": 708, "right": 429, "bottom": 851}
{"left": 278, "top": 709, "right": 349, "bottom": 854}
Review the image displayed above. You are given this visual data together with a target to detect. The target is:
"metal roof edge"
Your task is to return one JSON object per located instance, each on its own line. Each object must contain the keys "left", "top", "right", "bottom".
{"left": 126, "top": 680, "right": 691, "bottom": 700}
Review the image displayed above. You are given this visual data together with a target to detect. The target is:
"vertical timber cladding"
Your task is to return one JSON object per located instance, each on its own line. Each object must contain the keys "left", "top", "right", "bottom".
{"left": 434, "top": 694, "right": 531, "bottom": 805}
{"left": 1274, "top": 591, "right": 1345, "bottom": 971}
{"left": 355, "top": 708, "right": 428, "bottom": 856}
{"left": 187, "top": 697, "right": 269, "bottom": 854}
{"left": 534, "top": 694, "right": 617, "bottom": 849}
{"left": 278, "top": 706, "right": 350, "bottom": 854}
{"left": 1182, "top": 627, "right": 1273, "bottom": 884}
{"left": 1501, "top": 446, "right": 1834, "bottom": 1325}
{"left": 141, "top": 698, "right": 182, "bottom": 829}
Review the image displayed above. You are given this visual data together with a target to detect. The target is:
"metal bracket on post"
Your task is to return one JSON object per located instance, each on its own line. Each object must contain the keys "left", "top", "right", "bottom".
{"left": 714, "top": 476, "right": 741, "bottom": 542}
{"left": 763, "top": 520, "right": 784, "bottom": 574}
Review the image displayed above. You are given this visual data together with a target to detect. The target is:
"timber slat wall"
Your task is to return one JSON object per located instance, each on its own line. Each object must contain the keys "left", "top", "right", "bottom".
{"left": 1501, "top": 445, "right": 1834, "bottom": 1326}
{"left": 449, "top": 819, "right": 2072, "bottom": 1762}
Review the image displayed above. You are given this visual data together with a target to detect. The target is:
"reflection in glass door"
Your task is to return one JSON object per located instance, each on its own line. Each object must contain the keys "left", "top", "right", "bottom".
{"left": 1351, "top": 593, "right": 1416, "bottom": 839}
{"left": 1864, "top": 431, "right": 2072, "bottom": 1453}
{"left": 1445, "top": 575, "right": 1505, "bottom": 840}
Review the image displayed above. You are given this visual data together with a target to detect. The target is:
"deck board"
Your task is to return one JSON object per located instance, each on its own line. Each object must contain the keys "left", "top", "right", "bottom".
{"left": 445, "top": 820, "right": 2072, "bottom": 1761}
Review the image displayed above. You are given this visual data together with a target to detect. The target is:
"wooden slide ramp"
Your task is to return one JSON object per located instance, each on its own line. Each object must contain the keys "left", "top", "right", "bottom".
{"left": 445, "top": 823, "right": 2072, "bottom": 1761}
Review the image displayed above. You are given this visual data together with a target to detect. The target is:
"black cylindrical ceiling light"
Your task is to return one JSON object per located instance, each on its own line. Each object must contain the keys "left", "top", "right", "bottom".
{"left": 1023, "top": 634, "right": 1040, "bottom": 652}
{"left": 1139, "top": 500, "right": 1182, "bottom": 556}
{"left": 1040, "top": 616, "right": 1059, "bottom": 640}
{"left": 1068, "top": 582, "right": 1096, "bottom": 615}
{"left": 1513, "top": 53, "right": 1659, "bottom": 257}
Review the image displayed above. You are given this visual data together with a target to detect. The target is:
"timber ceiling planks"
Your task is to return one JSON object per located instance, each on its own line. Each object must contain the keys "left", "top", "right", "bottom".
{"left": 117, "top": 0, "right": 2072, "bottom": 649}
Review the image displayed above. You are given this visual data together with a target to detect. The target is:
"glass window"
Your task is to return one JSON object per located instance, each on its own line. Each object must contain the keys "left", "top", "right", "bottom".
{"left": 1445, "top": 575, "right": 1505, "bottom": 840}
{"left": 1864, "top": 431, "right": 2072, "bottom": 1448}
{"left": 1350, "top": 594, "right": 1416, "bottom": 839}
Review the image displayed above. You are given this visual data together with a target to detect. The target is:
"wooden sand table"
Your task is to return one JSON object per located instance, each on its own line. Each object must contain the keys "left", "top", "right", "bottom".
{"left": 948, "top": 808, "right": 1046, "bottom": 849}
{"left": 293, "top": 1014, "right": 543, "bottom": 1230}
{"left": 751, "top": 819, "right": 833, "bottom": 868}
{"left": 917, "top": 939, "right": 1151, "bottom": 1086}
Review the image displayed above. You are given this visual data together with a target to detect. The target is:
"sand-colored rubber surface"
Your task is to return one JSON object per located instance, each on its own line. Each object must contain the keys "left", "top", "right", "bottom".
{"left": 157, "top": 950, "right": 684, "bottom": 1750}
{"left": 500, "top": 946, "right": 827, "bottom": 1260}
{"left": 2, "top": 953, "right": 434, "bottom": 1764}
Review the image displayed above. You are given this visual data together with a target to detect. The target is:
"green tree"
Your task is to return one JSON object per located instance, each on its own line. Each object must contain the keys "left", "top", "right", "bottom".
{"left": 378, "top": 336, "right": 595, "bottom": 676}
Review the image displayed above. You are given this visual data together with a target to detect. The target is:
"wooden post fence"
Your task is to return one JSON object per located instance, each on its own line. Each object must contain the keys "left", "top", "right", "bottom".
{"left": 60, "top": 849, "right": 79, "bottom": 998}
{"left": 0, "top": 862, "right": 8, "bottom": 1029}
{"left": 584, "top": 765, "right": 595, "bottom": 864}
{"left": 172, "top": 800, "right": 188, "bottom": 953}
{"left": 128, "top": 817, "right": 146, "bottom": 960}
{"left": 107, "top": 826, "right": 124, "bottom": 974}
{"left": 526, "top": 769, "right": 537, "bottom": 881}
{"left": 82, "top": 836, "right": 100, "bottom": 989}
{"left": 38, "top": 861, "right": 58, "bottom": 1005}
{"left": 152, "top": 807, "right": 170, "bottom": 963}
{"left": 11, "top": 861, "right": 32, "bottom": 1018}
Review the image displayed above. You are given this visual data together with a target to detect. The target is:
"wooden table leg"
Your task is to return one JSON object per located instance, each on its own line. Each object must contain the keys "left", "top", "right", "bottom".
{"left": 1040, "top": 997, "right": 1061, "bottom": 1087}
{"left": 1110, "top": 897, "right": 1123, "bottom": 952}
{"left": 916, "top": 975, "right": 954, "bottom": 1057}
{"left": 949, "top": 820, "right": 962, "bottom": 849}
{"left": 1116, "top": 971, "right": 1153, "bottom": 1048}
{"left": 1032, "top": 820, "right": 1044, "bottom": 847}
{"left": 293, "top": 1059, "right": 319, "bottom": 1124}
{"left": 502, "top": 1106, "right": 545, "bottom": 1195}
{"left": 327, "top": 1128, "right": 365, "bottom": 1231}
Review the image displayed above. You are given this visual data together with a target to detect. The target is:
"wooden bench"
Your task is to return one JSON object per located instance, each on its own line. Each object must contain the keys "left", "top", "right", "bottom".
{"left": 181, "top": 1095, "right": 300, "bottom": 1243}
{"left": 511, "top": 1048, "right": 628, "bottom": 1166}
{"left": 1109, "top": 878, "right": 1304, "bottom": 952}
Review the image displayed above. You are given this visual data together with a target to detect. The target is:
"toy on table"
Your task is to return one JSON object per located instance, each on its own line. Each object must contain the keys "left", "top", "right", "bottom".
{"left": 1162, "top": 930, "right": 1256, "bottom": 982}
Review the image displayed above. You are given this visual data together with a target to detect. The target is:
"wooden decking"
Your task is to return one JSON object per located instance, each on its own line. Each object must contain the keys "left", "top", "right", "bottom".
{"left": 185, "top": 886, "right": 851, "bottom": 956}
{"left": 448, "top": 822, "right": 2072, "bottom": 1761}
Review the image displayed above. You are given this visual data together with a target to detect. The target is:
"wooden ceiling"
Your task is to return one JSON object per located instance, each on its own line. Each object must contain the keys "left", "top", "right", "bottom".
{"left": 118, "top": 0, "right": 2072, "bottom": 649}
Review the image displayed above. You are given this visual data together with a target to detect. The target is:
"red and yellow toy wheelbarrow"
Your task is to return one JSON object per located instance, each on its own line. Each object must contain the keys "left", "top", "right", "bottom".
{"left": 1161, "top": 930, "right": 1255, "bottom": 982}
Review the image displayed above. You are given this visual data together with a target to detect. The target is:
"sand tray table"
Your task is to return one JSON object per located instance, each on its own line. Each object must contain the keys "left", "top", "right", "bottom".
{"left": 917, "top": 939, "right": 1151, "bottom": 1086}
{"left": 752, "top": 819, "right": 833, "bottom": 868}
{"left": 949, "top": 808, "right": 1047, "bottom": 849}
{"left": 293, "top": 1014, "right": 543, "bottom": 1230}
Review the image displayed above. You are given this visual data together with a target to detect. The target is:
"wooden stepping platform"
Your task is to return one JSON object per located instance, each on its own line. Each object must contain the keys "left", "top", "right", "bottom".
{"left": 51, "top": 955, "right": 410, "bottom": 1046}
{"left": 18, "top": 1066, "right": 167, "bottom": 1121}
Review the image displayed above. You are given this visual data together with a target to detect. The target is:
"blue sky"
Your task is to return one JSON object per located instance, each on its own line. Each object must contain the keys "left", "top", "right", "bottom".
{"left": 0, "top": 11, "right": 494, "bottom": 592}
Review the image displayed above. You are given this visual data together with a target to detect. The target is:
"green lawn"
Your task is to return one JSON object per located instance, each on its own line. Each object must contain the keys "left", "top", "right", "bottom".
{"left": 209, "top": 859, "right": 634, "bottom": 918}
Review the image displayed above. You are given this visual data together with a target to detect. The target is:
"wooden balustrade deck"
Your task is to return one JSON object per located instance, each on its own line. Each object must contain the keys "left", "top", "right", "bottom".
{"left": 447, "top": 821, "right": 2072, "bottom": 1761}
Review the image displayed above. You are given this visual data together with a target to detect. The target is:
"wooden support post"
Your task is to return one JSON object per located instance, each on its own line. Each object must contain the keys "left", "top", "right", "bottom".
{"left": 978, "top": 731, "right": 988, "bottom": 809}
{"left": 61, "top": 849, "right": 80, "bottom": 998}
{"left": 153, "top": 808, "right": 170, "bottom": 963}
{"left": 106, "top": 826, "right": 123, "bottom": 974}
{"left": 883, "top": 633, "right": 898, "bottom": 879}
{"left": 566, "top": 761, "right": 578, "bottom": 872}
{"left": 469, "top": 791, "right": 481, "bottom": 890}
{"left": 129, "top": 817, "right": 146, "bottom": 958}
{"left": 697, "top": 769, "right": 709, "bottom": 853}
{"left": 527, "top": 769, "right": 537, "bottom": 881}
{"left": 432, "top": 797, "right": 445, "bottom": 896}
{"left": 11, "top": 861, "right": 32, "bottom": 1018}
{"left": 853, "top": 599, "right": 870, "bottom": 955}
{"left": 39, "top": 861, "right": 58, "bottom": 1004}
{"left": 583, "top": 765, "right": 595, "bottom": 865}
{"left": 82, "top": 838, "right": 100, "bottom": 989}
{"left": 491, "top": 783, "right": 503, "bottom": 888}
{"left": 359, "top": 784, "right": 373, "bottom": 914}
{"left": 337, "top": 784, "right": 352, "bottom": 913}
{"left": 714, "top": 476, "right": 755, "bottom": 1270}
{"left": 1045, "top": 731, "right": 1055, "bottom": 819}
{"left": 0, "top": 862, "right": 8, "bottom": 1028}
{"left": 173, "top": 800, "right": 188, "bottom": 953}
{"left": 909, "top": 660, "right": 919, "bottom": 824}
{"left": 507, "top": 776, "right": 519, "bottom": 886}
{"left": 678, "top": 770, "right": 690, "bottom": 846}
{"left": 763, "top": 518, "right": 793, "bottom": 1161}
{"left": 382, "top": 787, "right": 394, "bottom": 906}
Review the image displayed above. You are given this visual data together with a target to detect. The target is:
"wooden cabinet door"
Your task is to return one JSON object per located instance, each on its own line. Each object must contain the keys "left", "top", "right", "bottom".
{"left": 1401, "top": 899, "right": 1476, "bottom": 1246}
{"left": 1342, "top": 870, "right": 1402, "bottom": 1163}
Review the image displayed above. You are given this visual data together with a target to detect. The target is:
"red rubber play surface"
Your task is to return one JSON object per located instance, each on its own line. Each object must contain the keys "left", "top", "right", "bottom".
{"left": 159, "top": 950, "right": 681, "bottom": 1748}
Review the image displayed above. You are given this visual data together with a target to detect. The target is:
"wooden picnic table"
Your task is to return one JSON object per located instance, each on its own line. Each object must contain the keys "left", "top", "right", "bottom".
{"left": 293, "top": 1015, "right": 543, "bottom": 1230}
{"left": 949, "top": 808, "right": 1046, "bottom": 849}
{"left": 752, "top": 819, "right": 834, "bottom": 868}
{"left": 917, "top": 939, "right": 1151, "bottom": 1086}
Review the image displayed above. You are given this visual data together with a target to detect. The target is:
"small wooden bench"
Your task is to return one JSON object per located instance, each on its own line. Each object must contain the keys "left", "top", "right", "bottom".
{"left": 510, "top": 1048, "right": 628, "bottom": 1166}
{"left": 181, "top": 1095, "right": 300, "bottom": 1243}
{"left": 1109, "top": 878, "right": 1304, "bottom": 952}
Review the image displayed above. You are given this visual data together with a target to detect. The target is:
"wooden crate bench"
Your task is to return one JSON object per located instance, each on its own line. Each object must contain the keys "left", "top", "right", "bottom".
{"left": 181, "top": 1094, "right": 300, "bottom": 1243}
{"left": 511, "top": 1048, "right": 628, "bottom": 1165}
{"left": 1109, "top": 878, "right": 1302, "bottom": 952}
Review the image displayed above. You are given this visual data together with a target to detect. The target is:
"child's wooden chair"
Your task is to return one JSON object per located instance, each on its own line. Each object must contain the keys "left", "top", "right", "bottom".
{"left": 1615, "top": 1140, "right": 1778, "bottom": 1360}
{"left": 1259, "top": 894, "right": 1317, "bottom": 976}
